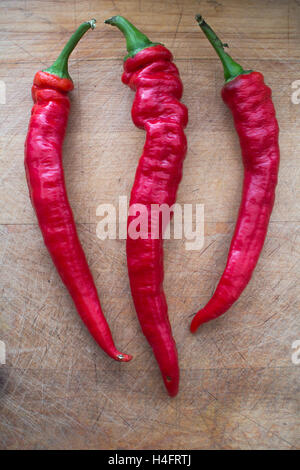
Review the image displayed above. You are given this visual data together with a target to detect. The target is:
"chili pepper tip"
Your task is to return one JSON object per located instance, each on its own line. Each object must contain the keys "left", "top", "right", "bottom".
{"left": 195, "top": 14, "right": 250, "bottom": 82}
{"left": 195, "top": 14, "right": 204, "bottom": 24}
{"left": 104, "top": 16, "right": 115, "bottom": 24}
{"left": 116, "top": 353, "right": 133, "bottom": 362}
{"left": 104, "top": 15, "right": 162, "bottom": 61}
{"left": 44, "top": 19, "right": 97, "bottom": 81}
{"left": 87, "top": 19, "right": 97, "bottom": 29}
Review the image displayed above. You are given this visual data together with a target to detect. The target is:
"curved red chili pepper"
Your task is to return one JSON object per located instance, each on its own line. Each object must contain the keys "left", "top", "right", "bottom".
{"left": 24, "top": 20, "right": 132, "bottom": 362}
{"left": 191, "top": 16, "right": 280, "bottom": 332}
{"left": 105, "top": 16, "right": 188, "bottom": 396}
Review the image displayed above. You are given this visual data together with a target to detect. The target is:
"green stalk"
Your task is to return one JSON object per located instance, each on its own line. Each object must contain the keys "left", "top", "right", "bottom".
{"left": 44, "top": 19, "right": 96, "bottom": 80}
{"left": 104, "top": 15, "right": 161, "bottom": 60}
{"left": 195, "top": 15, "right": 252, "bottom": 83}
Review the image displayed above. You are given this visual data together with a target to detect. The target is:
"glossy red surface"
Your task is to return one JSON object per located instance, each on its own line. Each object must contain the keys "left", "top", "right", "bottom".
{"left": 123, "top": 46, "right": 188, "bottom": 396}
{"left": 25, "top": 71, "right": 132, "bottom": 362}
{"left": 191, "top": 72, "right": 280, "bottom": 332}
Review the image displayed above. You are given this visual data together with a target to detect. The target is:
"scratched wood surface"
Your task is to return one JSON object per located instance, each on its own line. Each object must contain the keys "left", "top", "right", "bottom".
{"left": 0, "top": 0, "right": 299, "bottom": 450}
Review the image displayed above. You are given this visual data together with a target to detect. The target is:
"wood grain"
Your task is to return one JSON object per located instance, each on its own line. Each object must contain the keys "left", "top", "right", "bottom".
{"left": 0, "top": 0, "right": 299, "bottom": 450}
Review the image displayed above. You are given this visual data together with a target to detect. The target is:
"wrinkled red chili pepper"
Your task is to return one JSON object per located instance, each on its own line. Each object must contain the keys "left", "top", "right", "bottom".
{"left": 24, "top": 20, "right": 132, "bottom": 362}
{"left": 105, "top": 16, "right": 188, "bottom": 396}
{"left": 191, "top": 16, "right": 280, "bottom": 332}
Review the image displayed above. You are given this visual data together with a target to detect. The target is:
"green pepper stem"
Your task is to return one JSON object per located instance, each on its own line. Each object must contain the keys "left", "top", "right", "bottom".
{"left": 44, "top": 19, "right": 96, "bottom": 80}
{"left": 195, "top": 15, "right": 251, "bottom": 83}
{"left": 104, "top": 15, "right": 161, "bottom": 60}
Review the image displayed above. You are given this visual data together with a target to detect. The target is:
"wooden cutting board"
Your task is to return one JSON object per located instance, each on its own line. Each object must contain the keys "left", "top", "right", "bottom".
{"left": 0, "top": 0, "right": 299, "bottom": 450}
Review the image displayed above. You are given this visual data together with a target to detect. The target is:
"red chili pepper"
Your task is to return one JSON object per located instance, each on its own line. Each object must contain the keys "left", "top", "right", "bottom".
{"left": 24, "top": 20, "right": 132, "bottom": 362}
{"left": 191, "top": 16, "right": 280, "bottom": 332}
{"left": 105, "top": 16, "right": 188, "bottom": 396}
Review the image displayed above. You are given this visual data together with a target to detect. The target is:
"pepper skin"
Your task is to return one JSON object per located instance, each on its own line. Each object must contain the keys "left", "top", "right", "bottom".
{"left": 25, "top": 20, "right": 132, "bottom": 362}
{"left": 191, "top": 16, "right": 280, "bottom": 332}
{"left": 105, "top": 16, "right": 188, "bottom": 396}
